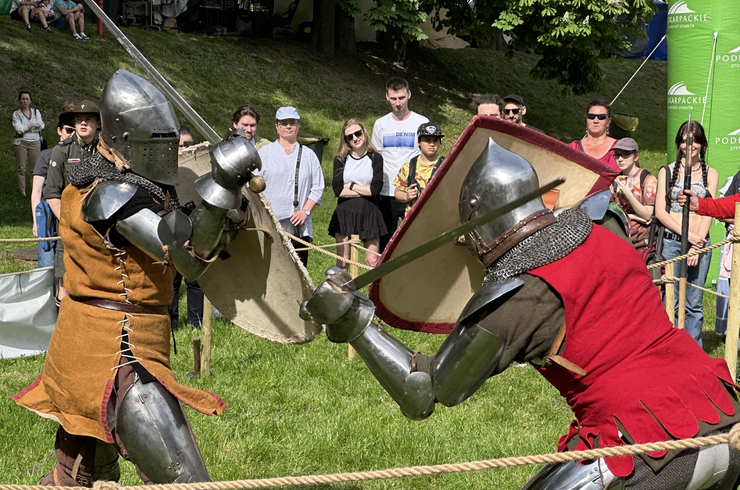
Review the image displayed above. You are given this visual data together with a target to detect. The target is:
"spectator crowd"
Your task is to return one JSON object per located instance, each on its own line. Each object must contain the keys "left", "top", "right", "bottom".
{"left": 14, "top": 76, "right": 727, "bottom": 347}
{"left": 10, "top": 0, "right": 88, "bottom": 39}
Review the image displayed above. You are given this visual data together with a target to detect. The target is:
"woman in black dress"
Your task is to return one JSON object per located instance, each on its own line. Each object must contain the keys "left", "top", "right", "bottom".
{"left": 328, "top": 119, "right": 387, "bottom": 270}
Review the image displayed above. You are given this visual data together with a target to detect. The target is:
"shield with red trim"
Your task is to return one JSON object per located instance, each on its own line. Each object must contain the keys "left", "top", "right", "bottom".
{"left": 368, "top": 116, "right": 618, "bottom": 334}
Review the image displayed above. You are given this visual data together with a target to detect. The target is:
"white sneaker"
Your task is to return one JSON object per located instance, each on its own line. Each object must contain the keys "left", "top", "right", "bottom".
{"left": 79, "top": 32, "right": 89, "bottom": 39}
{"left": 73, "top": 33, "right": 83, "bottom": 40}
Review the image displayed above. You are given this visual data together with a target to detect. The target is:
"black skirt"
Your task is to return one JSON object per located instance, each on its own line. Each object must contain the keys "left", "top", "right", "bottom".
{"left": 328, "top": 196, "right": 387, "bottom": 240}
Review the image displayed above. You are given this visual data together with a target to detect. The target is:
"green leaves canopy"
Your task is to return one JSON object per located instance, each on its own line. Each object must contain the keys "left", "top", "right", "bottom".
{"left": 418, "top": 0, "right": 657, "bottom": 94}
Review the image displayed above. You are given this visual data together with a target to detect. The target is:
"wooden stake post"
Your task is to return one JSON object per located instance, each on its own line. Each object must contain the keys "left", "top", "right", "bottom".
{"left": 348, "top": 234, "right": 360, "bottom": 360}
{"left": 665, "top": 273, "right": 676, "bottom": 324}
{"left": 202, "top": 298, "right": 214, "bottom": 376}
{"left": 725, "top": 203, "right": 740, "bottom": 376}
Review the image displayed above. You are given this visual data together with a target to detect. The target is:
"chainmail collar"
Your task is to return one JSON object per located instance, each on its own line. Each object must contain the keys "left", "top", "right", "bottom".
{"left": 484, "top": 208, "right": 592, "bottom": 284}
{"left": 69, "top": 151, "right": 179, "bottom": 211}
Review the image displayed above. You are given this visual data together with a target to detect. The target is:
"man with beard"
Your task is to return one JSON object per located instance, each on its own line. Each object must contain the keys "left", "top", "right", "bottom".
{"left": 503, "top": 94, "right": 544, "bottom": 134}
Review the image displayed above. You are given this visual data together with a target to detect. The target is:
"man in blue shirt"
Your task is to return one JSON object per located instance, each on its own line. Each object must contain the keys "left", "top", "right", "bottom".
{"left": 53, "top": 0, "right": 87, "bottom": 41}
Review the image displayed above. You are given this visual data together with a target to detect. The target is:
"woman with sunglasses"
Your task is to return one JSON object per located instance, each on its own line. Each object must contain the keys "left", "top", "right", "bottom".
{"left": 569, "top": 98, "right": 619, "bottom": 172}
{"left": 656, "top": 120, "right": 718, "bottom": 347}
{"left": 610, "top": 138, "right": 657, "bottom": 253}
{"left": 328, "top": 119, "right": 387, "bottom": 270}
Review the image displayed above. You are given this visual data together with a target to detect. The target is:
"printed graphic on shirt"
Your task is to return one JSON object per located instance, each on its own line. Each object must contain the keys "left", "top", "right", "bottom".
{"left": 382, "top": 133, "right": 416, "bottom": 149}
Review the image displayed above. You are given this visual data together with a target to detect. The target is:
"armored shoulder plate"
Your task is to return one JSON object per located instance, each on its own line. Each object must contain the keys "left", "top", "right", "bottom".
{"left": 82, "top": 181, "right": 138, "bottom": 222}
{"left": 457, "top": 277, "right": 524, "bottom": 325}
{"left": 565, "top": 188, "right": 610, "bottom": 221}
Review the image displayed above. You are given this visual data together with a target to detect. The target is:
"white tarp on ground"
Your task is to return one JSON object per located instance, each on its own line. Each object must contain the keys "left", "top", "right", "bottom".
{"left": 0, "top": 267, "right": 56, "bottom": 359}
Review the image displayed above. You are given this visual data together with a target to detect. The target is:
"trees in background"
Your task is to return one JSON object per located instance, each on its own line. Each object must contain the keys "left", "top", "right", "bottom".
{"left": 311, "top": 0, "right": 656, "bottom": 95}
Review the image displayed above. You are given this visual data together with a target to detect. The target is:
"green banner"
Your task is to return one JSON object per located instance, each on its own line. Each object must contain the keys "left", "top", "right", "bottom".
{"left": 667, "top": 0, "right": 740, "bottom": 284}
{"left": 0, "top": 0, "right": 11, "bottom": 16}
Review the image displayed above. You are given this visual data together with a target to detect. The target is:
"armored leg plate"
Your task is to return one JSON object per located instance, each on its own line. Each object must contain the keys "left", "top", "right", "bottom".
{"left": 116, "top": 379, "right": 210, "bottom": 483}
{"left": 522, "top": 460, "right": 624, "bottom": 490}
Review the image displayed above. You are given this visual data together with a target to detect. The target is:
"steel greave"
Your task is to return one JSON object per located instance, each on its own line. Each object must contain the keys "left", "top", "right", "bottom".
{"left": 522, "top": 460, "right": 624, "bottom": 490}
{"left": 116, "top": 379, "right": 210, "bottom": 483}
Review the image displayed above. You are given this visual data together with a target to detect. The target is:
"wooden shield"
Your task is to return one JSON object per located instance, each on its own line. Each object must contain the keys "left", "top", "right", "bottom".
{"left": 177, "top": 143, "right": 320, "bottom": 344}
{"left": 368, "top": 116, "right": 619, "bottom": 334}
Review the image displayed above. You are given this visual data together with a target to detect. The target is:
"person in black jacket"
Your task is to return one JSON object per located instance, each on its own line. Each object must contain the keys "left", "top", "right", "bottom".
{"left": 328, "top": 119, "right": 387, "bottom": 270}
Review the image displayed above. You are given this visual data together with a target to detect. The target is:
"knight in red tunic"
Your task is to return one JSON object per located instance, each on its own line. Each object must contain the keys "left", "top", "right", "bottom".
{"left": 302, "top": 138, "right": 740, "bottom": 490}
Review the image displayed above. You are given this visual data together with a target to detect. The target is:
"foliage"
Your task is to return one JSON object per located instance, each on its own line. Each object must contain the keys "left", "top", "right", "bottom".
{"left": 364, "top": 0, "right": 428, "bottom": 42}
{"left": 420, "top": 0, "right": 657, "bottom": 95}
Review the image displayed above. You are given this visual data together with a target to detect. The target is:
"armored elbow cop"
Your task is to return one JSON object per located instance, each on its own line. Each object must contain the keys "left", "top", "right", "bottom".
{"left": 195, "top": 136, "right": 262, "bottom": 210}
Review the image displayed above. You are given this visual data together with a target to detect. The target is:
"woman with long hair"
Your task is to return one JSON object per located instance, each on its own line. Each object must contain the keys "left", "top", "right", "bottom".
{"left": 655, "top": 120, "right": 718, "bottom": 347}
{"left": 569, "top": 98, "right": 619, "bottom": 172}
{"left": 328, "top": 119, "right": 386, "bottom": 270}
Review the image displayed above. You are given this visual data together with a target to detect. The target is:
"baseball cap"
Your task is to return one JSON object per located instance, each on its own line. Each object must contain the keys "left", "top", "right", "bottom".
{"left": 612, "top": 138, "right": 639, "bottom": 153}
{"left": 417, "top": 122, "right": 444, "bottom": 139}
{"left": 275, "top": 106, "right": 300, "bottom": 121}
{"left": 503, "top": 94, "right": 524, "bottom": 106}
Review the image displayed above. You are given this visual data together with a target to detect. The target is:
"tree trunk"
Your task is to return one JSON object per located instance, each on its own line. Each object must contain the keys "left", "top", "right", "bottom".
{"left": 336, "top": 3, "right": 356, "bottom": 56}
{"left": 379, "top": 25, "right": 406, "bottom": 63}
{"left": 311, "top": 0, "right": 336, "bottom": 57}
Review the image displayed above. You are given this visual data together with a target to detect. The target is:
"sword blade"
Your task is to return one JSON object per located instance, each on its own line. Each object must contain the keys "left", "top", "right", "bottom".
{"left": 80, "top": 0, "right": 221, "bottom": 145}
{"left": 348, "top": 178, "right": 565, "bottom": 290}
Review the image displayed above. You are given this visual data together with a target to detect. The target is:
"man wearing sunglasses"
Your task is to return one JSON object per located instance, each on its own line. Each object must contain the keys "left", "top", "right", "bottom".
{"left": 44, "top": 100, "right": 101, "bottom": 303}
{"left": 503, "top": 94, "right": 544, "bottom": 134}
{"left": 30, "top": 115, "right": 75, "bottom": 270}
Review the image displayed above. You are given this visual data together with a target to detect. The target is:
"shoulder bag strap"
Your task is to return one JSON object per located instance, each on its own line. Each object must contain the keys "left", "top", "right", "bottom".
{"left": 293, "top": 144, "right": 303, "bottom": 209}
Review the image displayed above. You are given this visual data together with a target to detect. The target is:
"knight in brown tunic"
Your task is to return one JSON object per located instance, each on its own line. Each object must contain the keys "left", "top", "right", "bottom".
{"left": 13, "top": 70, "right": 262, "bottom": 486}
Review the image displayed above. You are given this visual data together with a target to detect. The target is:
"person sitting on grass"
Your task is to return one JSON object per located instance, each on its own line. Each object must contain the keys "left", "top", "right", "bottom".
{"left": 393, "top": 122, "right": 445, "bottom": 218}
{"left": 10, "top": 0, "right": 42, "bottom": 31}
{"left": 53, "top": 0, "right": 87, "bottom": 40}
{"left": 33, "top": 0, "right": 58, "bottom": 30}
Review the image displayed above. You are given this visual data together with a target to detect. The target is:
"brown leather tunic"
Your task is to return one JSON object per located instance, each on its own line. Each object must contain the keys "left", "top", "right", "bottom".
{"left": 14, "top": 185, "right": 225, "bottom": 443}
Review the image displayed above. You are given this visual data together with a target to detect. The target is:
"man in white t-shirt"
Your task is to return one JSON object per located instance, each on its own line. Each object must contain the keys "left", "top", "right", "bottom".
{"left": 372, "top": 77, "right": 428, "bottom": 252}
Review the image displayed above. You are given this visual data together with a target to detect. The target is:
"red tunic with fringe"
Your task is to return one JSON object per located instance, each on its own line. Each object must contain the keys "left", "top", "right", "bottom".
{"left": 528, "top": 224, "right": 737, "bottom": 477}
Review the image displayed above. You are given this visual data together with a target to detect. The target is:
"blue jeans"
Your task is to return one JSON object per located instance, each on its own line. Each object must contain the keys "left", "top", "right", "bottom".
{"left": 662, "top": 237, "right": 712, "bottom": 347}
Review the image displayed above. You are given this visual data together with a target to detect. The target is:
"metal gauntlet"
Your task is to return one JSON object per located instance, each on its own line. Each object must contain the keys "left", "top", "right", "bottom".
{"left": 301, "top": 268, "right": 434, "bottom": 420}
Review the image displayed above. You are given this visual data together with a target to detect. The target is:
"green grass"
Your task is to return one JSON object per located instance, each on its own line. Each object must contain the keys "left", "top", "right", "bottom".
{"left": 0, "top": 17, "right": 730, "bottom": 489}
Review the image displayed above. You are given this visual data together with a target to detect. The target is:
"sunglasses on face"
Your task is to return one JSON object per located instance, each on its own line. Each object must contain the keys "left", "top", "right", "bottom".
{"left": 614, "top": 151, "right": 633, "bottom": 159}
{"left": 587, "top": 113, "right": 609, "bottom": 120}
{"left": 277, "top": 120, "right": 298, "bottom": 127}
{"left": 344, "top": 129, "right": 363, "bottom": 141}
{"left": 179, "top": 140, "right": 194, "bottom": 149}
{"left": 504, "top": 108, "right": 521, "bottom": 115}
{"left": 62, "top": 126, "right": 75, "bottom": 135}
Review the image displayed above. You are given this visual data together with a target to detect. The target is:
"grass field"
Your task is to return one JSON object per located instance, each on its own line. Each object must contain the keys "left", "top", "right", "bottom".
{"left": 0, "top": 16, "right": 729, "bottom": 489}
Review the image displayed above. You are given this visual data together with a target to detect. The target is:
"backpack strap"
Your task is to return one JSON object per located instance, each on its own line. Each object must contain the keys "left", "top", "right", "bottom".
{"left": 429, "top": 155, "right": 445, "bottom": 181}
{"left": 406, "top": 155, "right": 419, "bottom": 190}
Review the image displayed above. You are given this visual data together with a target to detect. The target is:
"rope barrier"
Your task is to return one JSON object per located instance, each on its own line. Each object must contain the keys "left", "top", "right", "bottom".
{"left": 656, "top": 274, "right": 729, "bottom": 298}
{"left": 349, "top": 242, "right": 382, "bottom": 257}
{"left": 284, "top": 233, "right": 372, "bottom": 271}
{"left": 0, "top": 237, "right": 60, "bottom": 243}
{"left": 647, "top": 236, "right": 735, "bottom": 270}
{"left": 4, "top": 426, "right": 739, "bottom": 490}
